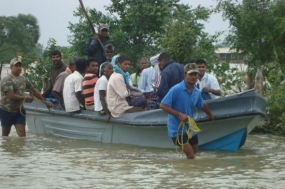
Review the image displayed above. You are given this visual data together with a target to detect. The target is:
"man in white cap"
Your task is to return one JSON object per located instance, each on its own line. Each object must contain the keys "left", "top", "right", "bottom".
{"left": 138, "top": 54, "right": 159, "bottom": 99}
{"left": 0, "top": 58, "right": 55, "bottom": 137}
{"left": 86, "top": 23, "right": 111, "bottom": 75}
{"left": 150, "top": 53, "right": 161, "bottom": 86}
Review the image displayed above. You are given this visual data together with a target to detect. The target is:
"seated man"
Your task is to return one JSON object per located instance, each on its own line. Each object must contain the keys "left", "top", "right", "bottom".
{"left": 63, "top": 58, "right": 86, "bottom": 113}
{"left": 52, "top": 57, "right": 77, "bottom": 109}
{"left": 130, "top": 57, "right": 148, "bottom": 87}
{"left": 83, "top": 58, "right": 99, "bottom": 111}
{"left": 99, "top": 44, "right": 115, "bottom": 77}
{"left": 195, "top": 59, "right": 221, "bottom": 100}
{"left": 107, "top": 55, "right": 145, "bottom": 118}
{"left": 138, "top": 56, "right": 159, "bottom": 99}
{"left": 94, "top": 63, "right": 113, "bottom": 122}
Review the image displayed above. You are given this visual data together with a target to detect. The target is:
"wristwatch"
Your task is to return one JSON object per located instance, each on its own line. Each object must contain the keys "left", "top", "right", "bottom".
{"left": 210, "top": 89, "right": 213, "bottom": 93}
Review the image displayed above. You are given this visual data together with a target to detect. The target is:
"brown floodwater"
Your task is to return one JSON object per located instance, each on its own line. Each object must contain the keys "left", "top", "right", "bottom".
{"left": 0, "top": 128, "right": 284, "bottom": 189}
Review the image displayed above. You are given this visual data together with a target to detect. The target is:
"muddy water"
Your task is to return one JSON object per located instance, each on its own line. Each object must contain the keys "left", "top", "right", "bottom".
{"left": 1, "top": 65, "right": 285, "bottom": 188}
{"left": 0, "top": 128, "right": 284, "bottom": 189}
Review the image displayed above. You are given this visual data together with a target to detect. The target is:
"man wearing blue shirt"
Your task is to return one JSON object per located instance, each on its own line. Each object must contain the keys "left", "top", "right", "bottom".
{"left": 160, "top": 63, "right": 215, "bottom": 159}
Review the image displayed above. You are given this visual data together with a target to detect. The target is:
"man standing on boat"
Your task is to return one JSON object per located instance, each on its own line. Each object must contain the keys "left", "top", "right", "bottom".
{"left": 196, "top": 59, "right": 221, "bottom": 100}
{"left": 0, "top": 58, "right": 55, "bottom": 137}
{"left": 156, "top": 52, "right": 184, "bottom": 99}
{"left": 86, "top": 24, "right": 110, "bottom": 76}
{"left": 42, "top": 50, "right": 67, "bottom": 98}
{"left": 160, "top": 63, "right": 215, "bottom": 159}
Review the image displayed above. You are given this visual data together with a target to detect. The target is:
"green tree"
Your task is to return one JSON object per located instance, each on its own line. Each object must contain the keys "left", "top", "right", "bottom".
{"left": 160, "top": 4, "right": 218, "bottom": 64}
{"left": 68, "top": 8, "right": 113, "bottom": 57}
{"left": 217, "top": 0, "right": 285, "bottom": 134}
{"left": 106, "top": 0, "right": 177, "bottom": 60}
{"left": 23, "top": 39, "right": 72, "bottom": 91}
{"left": 68, "top": 0, "right": 181, "bottom": 62}
{"left": 217, "top": 0, "right": 285, "bottom": 81}
{"left": 0, "top": 14, "right": 40, "bottom": 62}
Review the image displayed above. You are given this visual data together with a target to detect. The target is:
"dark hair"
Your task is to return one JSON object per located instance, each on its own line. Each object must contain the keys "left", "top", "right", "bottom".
{"left": 195, "top": 59, "right": 207, "bottom": 65}
{"left": 104, "top": 44, "right": 115, "bottom": 51}
{"left": 158, "top": 52, "right": 170, "bottom": 61}
{"left": 135, "top": 57, "right": 148, "bottom": 80}
{"left": 87, "top": 58, "right": 98, "bottom": 67}
{"left": 50, "top": 50, "right": 61, "bottom": 57}
{"left": 75, "top": 58, "right": 87, "bottom": 73}
{"left": 117, "top": 55, "right": 131, "bottom": 64}
{"left": 188, "top": 59, "right": 196, "bottom": 64}
{"left": 100, "top": 63, "right": 113, "bottom": 76}
{"left": 69, "top": 57, "right": 78, "bottom": 66}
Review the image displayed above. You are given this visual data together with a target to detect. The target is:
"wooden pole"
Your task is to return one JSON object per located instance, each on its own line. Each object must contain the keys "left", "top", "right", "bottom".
{"left": 78, "top": 0, "right": 105, "bottom": 53}
{"left": 0, "top": 61, "right": 4, "bottom": 81}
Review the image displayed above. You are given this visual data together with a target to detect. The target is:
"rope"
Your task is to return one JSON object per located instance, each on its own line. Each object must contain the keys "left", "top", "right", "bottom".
{"left": 5, "top": 90, "right": 53, "bottom": 116}
{"left": 176, "top": 116, "right": 201, "bottom": 152}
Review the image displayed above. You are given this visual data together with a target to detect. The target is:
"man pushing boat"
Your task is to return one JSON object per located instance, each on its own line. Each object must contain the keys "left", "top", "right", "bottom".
{"left": 160, "top": 62, "right": 215, "bottom": 159}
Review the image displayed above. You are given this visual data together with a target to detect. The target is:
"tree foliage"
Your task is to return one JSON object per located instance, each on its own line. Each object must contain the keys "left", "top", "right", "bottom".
{"left": 217, "top": 0, "right": 285, "bottom": 78}
{"left": 160, "top": 4, "right": 218, "bottom": 64}
{"left": 68, "top": 8, "right": 113, "bottom": 57}
{"left": 68, "top": 0, "right": 218, "bottom": 65}
{"left": 106, "top": 0, "right": 178, "bottom": 60}
{"left": 217, "top": 0, "right": 285, "bottom": 133}
{"left": 0, "top": 14, "right": 40, "bottom": 62}
{"left": 23, "top": 39, "right": 72, "bottom": 91}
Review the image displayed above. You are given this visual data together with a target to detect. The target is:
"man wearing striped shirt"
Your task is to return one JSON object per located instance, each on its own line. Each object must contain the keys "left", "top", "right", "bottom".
{"left": 83, "top": 58, "right": 99, "bottom": 111}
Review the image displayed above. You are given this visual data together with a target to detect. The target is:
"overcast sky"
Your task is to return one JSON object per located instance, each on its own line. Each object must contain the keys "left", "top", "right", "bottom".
{"left": 0, "top": 0, "right": 229, "bottom": 47}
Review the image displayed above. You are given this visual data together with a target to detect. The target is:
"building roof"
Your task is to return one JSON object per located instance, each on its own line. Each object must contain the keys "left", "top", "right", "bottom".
{"left": 215, "top": 48, "right": 237, "bottom": 54}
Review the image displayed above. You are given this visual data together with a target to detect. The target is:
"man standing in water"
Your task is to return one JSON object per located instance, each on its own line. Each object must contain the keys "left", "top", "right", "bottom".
{"left": 160, "top": 63, "right": 215, "bottom": 159}
{"left": 0, "top": 58, "right": 55, "bottom": 137}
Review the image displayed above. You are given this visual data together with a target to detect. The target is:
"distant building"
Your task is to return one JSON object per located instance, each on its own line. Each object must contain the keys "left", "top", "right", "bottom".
{"left": 215, "top": 48, "right": 244, "bottom": 63}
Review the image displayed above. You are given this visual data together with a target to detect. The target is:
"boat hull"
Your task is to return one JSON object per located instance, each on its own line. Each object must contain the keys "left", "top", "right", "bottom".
{"left": 25, "top": 90, "right": 268, "bottom": 151}
{"left": 26, "top": 111, "right": 265, "bottom": 151}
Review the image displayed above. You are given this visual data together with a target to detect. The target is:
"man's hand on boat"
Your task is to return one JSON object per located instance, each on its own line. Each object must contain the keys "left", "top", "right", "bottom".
{"left": 208, "top": 113, "right": 215, "bottom": 121}
{"left": 42, "top": 101, "right": 57, "bottom": 110}
{"left": 105, "top": 113, "right": 111, "bottom": 123}
{"left": 201, "top": 103, "right": 215, "bottom": 121}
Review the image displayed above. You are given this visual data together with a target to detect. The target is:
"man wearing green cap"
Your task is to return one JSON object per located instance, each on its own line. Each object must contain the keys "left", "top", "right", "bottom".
{"left": 0, "top": 58, "right": 55, "bottom": 137}
{"left": 160, "top": 63, "right": 215, "bottom": 159}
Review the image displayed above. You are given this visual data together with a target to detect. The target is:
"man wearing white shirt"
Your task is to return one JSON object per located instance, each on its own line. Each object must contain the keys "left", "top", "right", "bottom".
{"left": 196, "top": 59, "right": 221, "bottom": 99}
{"left": 94, "top": 63, "right": 113, "bottom": 122}
{"left": 63, "top": 58, "right": 86, "bottom": 113}
{"left": 138, "top": 66, "right": 154, "bottom": 93}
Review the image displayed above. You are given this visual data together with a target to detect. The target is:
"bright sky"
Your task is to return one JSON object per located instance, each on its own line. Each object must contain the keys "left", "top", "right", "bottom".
{"left": 0, "top": 0, "right": 229, "bottom": 47}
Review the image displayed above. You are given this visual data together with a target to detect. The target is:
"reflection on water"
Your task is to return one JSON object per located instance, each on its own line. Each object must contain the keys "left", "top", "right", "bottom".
{"left": 0, "top": 128, "right": 285, "bottom": 189}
